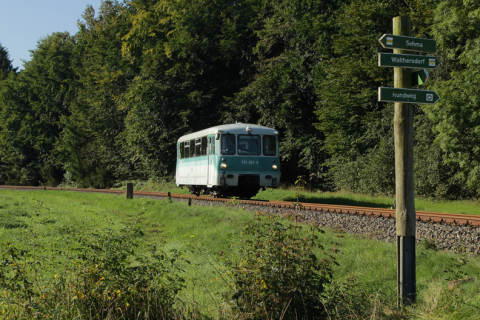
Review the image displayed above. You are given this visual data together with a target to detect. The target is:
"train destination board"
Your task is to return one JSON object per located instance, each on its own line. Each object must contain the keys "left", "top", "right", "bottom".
{"left": 378, "top": 87, "right": 439, "bottom": 104}
{"left": 379, "top": 53, "right": 440, "bottom": 69}
{"left": 378, "top": 34, "right": 436, "bottom": 53}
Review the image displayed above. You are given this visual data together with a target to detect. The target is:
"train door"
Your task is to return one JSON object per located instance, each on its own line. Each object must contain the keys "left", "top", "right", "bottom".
{"left": 207, "top": 136, "right": 214, "bottom": 186}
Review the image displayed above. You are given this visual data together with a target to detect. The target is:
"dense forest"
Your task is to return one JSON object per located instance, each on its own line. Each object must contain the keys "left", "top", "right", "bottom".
{"left": 0, "top": 0, "right": 479, "bottom": 199}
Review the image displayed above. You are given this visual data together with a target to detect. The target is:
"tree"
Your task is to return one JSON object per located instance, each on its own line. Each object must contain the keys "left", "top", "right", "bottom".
{"left": 312, "top": 0, "right": 448, "bottom": 195}
{"left": 0, "top": 44, "right": 17, "bottom": 79}
{"left": 120, "top": 0, "right": 261, "bottom": 178}
{"left": 425, "top": 0, "right": 480, "bottom": 196}
{"left": 56, "top": 1, "right": 136, "bottom": 187}
{"left": 228, "top": 0, "right": 341, "bottom": 182}
{"left": 0, "top": 33, "right": 76, "bottom": 185}
{"left": 0, "top": 73, "right": 38, "bottom": 185}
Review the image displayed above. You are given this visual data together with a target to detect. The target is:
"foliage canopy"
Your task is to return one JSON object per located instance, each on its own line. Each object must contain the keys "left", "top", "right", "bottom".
{"left": 1, "top": 0, "right": 480, "bottom": 199}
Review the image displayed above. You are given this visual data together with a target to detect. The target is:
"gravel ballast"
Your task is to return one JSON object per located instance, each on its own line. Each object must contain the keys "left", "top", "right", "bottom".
{"left": 136, "top": 194, "right": 480, "bottom": 255}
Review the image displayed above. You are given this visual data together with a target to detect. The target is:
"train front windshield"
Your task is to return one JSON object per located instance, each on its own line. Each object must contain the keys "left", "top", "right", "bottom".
{"left": 237, "top": 135, "right": 261, "bottom": 155}
{"left": 221, "top": 134, "right": 236, "bottom": 155}
{"left": 263, "top": 135, "right": 276, "bottom": 156}
{"left": 221, "top": 133, "right": 277, "bottom": 156}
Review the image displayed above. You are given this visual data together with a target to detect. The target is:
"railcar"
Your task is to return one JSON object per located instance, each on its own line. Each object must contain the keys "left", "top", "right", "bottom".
{"left": 175, "top": 123, "right": 280, "bottom": 198}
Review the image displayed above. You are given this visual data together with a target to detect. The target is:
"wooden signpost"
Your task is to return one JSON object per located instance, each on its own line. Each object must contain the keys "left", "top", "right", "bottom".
{"left": 378, "top": 16, "right": 440, "bottom": 305}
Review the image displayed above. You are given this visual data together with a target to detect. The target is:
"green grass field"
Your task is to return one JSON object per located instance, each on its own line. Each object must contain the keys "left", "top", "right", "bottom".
{"left": 1, "top": 189, "right": 479, "bottom": 319}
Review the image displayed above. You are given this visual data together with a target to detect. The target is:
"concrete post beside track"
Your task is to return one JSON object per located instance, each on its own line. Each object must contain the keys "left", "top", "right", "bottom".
{"left": 126, "top": 183, "right": 134, "bottom": 199}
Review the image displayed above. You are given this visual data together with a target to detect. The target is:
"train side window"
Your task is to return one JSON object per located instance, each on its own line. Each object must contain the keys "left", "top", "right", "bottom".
{"left": 195, "top": 138, "right": 202, "bottom": 156}
{"left": 201, "top": 137, "right": 207, "bottom": 156}
{"left": 221, "top": 134, "right": 236, "bottom": 155}
{"left": 263, "top": 135, "right": 276, "bottom": 156}
{"left": 184, "top": 141, "right": 190, "bottom": 158}
{"left": 180, "top": 142, "right": 185, "bottom": 159}
{"left": 190, "top": 140, "right": 195, "bottom": 157}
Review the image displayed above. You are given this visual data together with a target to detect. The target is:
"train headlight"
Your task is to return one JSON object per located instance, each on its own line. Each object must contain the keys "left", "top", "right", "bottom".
{"left": 272, "top": 164, "right": 278, "bottom": 170}
{"left": 221, "top": 163, "right": 227, "bottom": 169}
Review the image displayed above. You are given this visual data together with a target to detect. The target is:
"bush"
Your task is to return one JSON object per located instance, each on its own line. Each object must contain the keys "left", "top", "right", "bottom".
{"left": 220, "top": 213, "right": 351, "bottom": 319}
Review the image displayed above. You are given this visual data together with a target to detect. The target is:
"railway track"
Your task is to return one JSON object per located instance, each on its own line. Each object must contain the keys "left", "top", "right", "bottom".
{"left": 1, "top": 185, "right": 479, "bottom": 227}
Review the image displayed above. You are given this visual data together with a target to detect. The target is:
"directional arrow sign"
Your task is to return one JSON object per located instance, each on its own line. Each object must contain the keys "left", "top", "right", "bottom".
{"left": 379, "top": 34, "right": 436, "bottom": 53}
{"left": 378, "top": 87, "right": 440, "bottom": 104}
{"left": 412, "top": 70, "right": 429, "bottom": 86}
{"left": 379, "top": 53, "right": 440, "bottom": 69}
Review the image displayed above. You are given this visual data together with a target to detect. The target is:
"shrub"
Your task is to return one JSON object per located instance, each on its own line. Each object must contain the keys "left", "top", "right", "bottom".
{"left": 68, "top": 226, "right": 186, "bottom": 319}
{"left": 220, "top": 214, "right": 339, "bottom": 319}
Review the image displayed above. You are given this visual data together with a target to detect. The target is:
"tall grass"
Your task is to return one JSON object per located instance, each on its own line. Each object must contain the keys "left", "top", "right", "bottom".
{"left": 1, "top": 189, "right": 480, "bottom": 319}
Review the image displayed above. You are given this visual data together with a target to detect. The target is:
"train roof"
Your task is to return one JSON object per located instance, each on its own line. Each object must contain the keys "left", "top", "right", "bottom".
{"left": 177, "top": 123, "right": 278, "bottom": 142}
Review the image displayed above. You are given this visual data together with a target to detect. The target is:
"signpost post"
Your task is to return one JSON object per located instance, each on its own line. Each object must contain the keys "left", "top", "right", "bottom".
{"left": 378, "top": 16, "right": 440, "bottom": 306}
{"left": 391, "top": 16, "right": 416, "bottom": 306}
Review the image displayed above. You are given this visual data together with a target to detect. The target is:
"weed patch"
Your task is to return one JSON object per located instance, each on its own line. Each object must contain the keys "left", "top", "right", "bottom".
{"left": 0, "top": 217, "right": 186, "bottom": 319}
{"left": 219, "top": 214, "right": 369, "bottom": 319}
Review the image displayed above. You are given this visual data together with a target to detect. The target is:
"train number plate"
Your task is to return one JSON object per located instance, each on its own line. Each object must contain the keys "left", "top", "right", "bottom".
{"left": 241, "top": 160, "right": 259, "bottom": 165}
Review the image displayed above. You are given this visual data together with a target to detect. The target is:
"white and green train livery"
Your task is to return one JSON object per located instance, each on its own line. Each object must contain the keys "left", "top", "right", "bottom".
{"left": 176, "top": 123, "right": 280, "bottom": 198}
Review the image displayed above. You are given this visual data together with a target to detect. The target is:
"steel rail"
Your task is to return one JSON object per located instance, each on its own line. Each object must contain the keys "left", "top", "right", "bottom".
{"left": 1, "top": 185, "right": 479, "bottom": 227}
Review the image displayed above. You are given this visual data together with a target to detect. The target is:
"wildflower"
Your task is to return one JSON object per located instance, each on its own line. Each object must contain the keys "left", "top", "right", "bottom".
{"left": 261, "top": 280, "right": 268, "bottom": 289}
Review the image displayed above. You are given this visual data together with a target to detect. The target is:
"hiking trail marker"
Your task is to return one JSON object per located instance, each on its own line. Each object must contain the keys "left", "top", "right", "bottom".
{"left": 379, "top": 34, "right": 436, "bottom": 53}
{"left": 377, "top": 17, "right": 441, "bottom": 307}
{"left": 378, "top": 87, "right": 439, "bottom": 104}
{"left": 379, "top": 53, "right": 440, "bottom": 69}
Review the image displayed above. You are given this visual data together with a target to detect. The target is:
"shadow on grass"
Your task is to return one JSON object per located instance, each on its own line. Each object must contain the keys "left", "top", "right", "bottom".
{"left": 282, "top": 196, "right": 393, "bottom": 209}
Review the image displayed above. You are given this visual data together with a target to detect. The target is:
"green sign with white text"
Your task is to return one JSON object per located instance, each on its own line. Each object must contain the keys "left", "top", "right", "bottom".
{"left": 378, "top": 87, "right": 439, "bottom": 104}
{"left": 379, "top": 53, "right": 440, "bottom": 69}
{"left": 379, "top": 34, "right": 436, "bottom": 53}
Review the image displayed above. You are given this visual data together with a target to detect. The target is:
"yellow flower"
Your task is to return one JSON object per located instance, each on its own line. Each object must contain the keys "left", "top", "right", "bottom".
{"left": 261, "top": 280, "right": 268, "bottom": 289}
